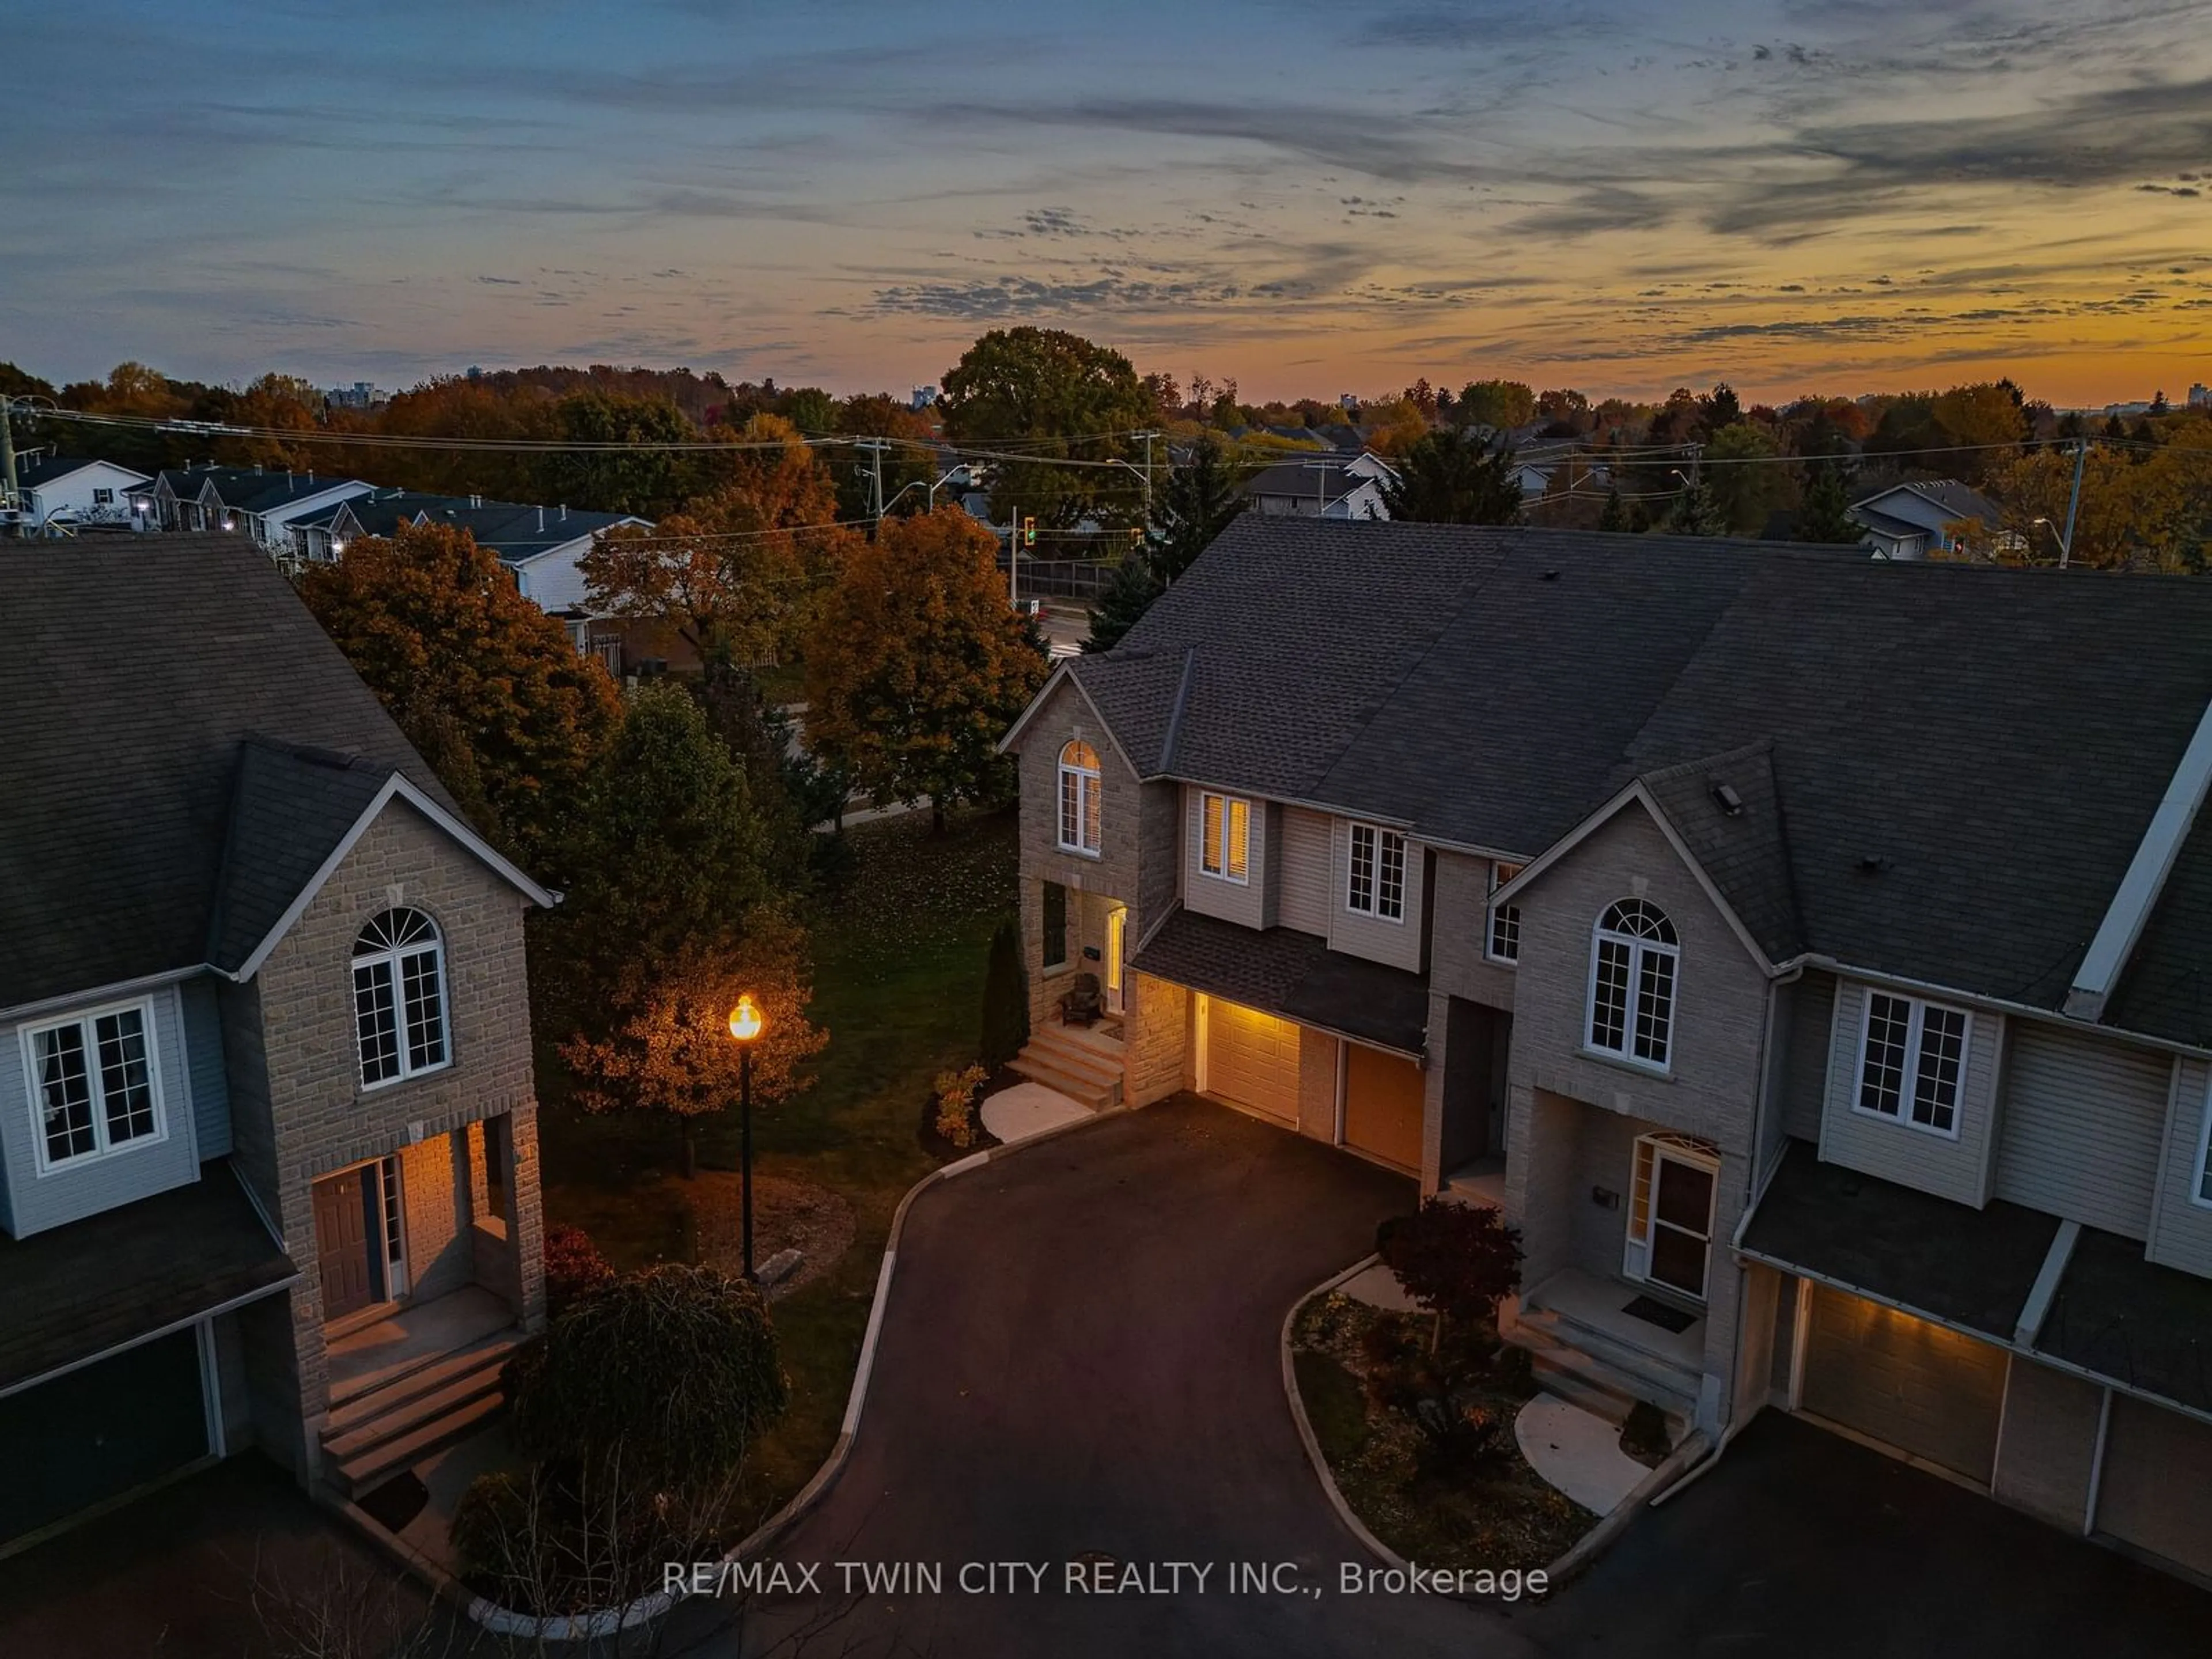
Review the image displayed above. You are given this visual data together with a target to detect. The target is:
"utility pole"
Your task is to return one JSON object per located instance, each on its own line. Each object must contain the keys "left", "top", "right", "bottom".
{"left": 1137, "top": 429, "right": 1158, "bottom": 522}
{"left": 854, "top": 438, "right": 891, "bottom": 539}
{"left": 2059, "top": 437, "right": 2086, "bottom": 568}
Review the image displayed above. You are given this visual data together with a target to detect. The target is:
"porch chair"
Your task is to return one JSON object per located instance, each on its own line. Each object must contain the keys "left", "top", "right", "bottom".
{"left": 1059, "top": 972, "right": 1103, "bottom": 1027}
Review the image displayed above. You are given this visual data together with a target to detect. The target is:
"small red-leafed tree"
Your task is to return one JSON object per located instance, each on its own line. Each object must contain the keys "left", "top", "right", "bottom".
{"left": 1376, "top": 1198, "right": 1523, "bottom": 1353}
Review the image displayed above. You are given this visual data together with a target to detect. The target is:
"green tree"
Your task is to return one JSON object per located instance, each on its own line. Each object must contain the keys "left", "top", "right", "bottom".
{"left": 1796, "top": 463, "right": 1860, "bottom": 543}
{"left": 538, "top": 389, "right": 700, "bottom": 517}
{"left": 298, "top": 521, "right": 621, "bottom": 875}
{"left": 980, "top": 917, "right": 1029, "bottom": 1071}
{"left": 1379, "top": 427, "right": 1523, "bottom": 524}
{"left": 1704, "top": 421, "right": 1785, "bottom": 535}
{"left": 1377, "top": 1198, "right": 1522, "bottom": 1353}
{"left": 805, "top": 509, "right": 1050, "bottom": 831}
{"left": 1451, "top": 379, "right": 1536, "bottom": 431}
{"left": 938, "top": 328, "right": 1158, "bottom": 525}
{"left": 1597, "top": 487, "right": 1628, "bottom": 532}
{"left": 1086, "top": 434, "right": 1250, "bottom": 649}
{"left": 1668, "top": 474, "right": 1722, "bottom": 535}
{"left": 550, "top": 681, "right": 771, "bottom": 1008}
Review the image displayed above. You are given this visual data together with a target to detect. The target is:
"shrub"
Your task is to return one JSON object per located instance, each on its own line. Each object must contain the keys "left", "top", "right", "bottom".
{"left": 979, "top": 916, "right": 1029, "bottom": 1070}
{"left": 934, "top": 1063, "right": 988, "bottom": 1148}
{"left": 451, "top": 1469, "right": 532, "bottom": 1590}
{"left": 1376, "top": 1199, "right": 1523, "bottom": 1351}
{"left": 509, "top": 1264, "right": 787, "bottom": 1497}
{"left": 542, "top": 1223, "right": 615, "bottom": 1320}
{"left": 1622, "top": 1400, "right": 1672, "bottom": 1463}
{"left": 1414, "top": 1396, "right": 1516, "bottom": 1484}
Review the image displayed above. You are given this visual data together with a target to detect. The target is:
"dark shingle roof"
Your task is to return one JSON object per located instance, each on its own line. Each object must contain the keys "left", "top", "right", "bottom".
{"left": 1741, "top": 1139, "right": 2059, "bottom": 1341}
{"left": 16, "top": 454, "right": 146, "bottom": 490}
{"left": 1132, "top": 909, "right": 1428, "bottom": 1054}
{"left": 0, "top": 537, "right": 455, "bottom": 1009}
{"left": 2036, "top": 1226, "right": 2212, "bottom": 1414}
{"left": 206, "top": 469, "right": 359, "bottom": 516}
{"left": 0, "top": 1161, "right": 294, "bottom": 1391}
{"left": 203, "top": 740, "right": 396, "bottom": 972}
{"left": 1641, "top": 743, "right": 1801, "bottom": 962}
{"left": 1065, "top": 518, "right": 2212, "bottom": 1043}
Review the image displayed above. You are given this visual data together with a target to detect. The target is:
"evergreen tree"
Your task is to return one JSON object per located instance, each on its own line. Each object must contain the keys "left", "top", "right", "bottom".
{"left": 1085, "top": 552, "right": 1162, "bottom": 653}
{"left": 1379, "top": 427, "right": 1523, "bottom": 524}
{"left": 979, "top": 917, "right": 1029, "bottom": 1071}
{"left": 1596, "top": 487, "right": 1627, "bottom": 533}
{"left": 1668, "top": 475, "right": 1722, "bottom": 535}
{"left": 1085, "top": 434, "right": 1248, "bottom": 650}
{"left": 1797, "top": 464, "right": 1861, "bottom": 543}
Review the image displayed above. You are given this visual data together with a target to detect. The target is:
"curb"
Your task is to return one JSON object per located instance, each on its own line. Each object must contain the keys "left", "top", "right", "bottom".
{"left": 1279, "top": 1263, "right": 1714, "bottom": 1601}
{"left": 1279, "top": 1255, "right": 1413, "bottom": 1573}
{"left": 437, "top": 1099, "right": 1134, "bottom": 1640}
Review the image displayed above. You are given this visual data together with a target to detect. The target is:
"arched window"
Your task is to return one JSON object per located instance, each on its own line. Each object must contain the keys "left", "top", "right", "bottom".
{"left": 354, "top": 908, "right": 449, "bottom": 1088}
{"left": 1058, "top": 739, "right": 1102, "bottom": 855}
{"left": 1588, "top": 899, "right": 1678, "bottom": 1069}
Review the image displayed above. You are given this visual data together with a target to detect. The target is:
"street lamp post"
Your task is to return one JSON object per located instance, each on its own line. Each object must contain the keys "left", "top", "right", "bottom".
{"left": 728, "top": 993, "right": 765, "bottom": 1280}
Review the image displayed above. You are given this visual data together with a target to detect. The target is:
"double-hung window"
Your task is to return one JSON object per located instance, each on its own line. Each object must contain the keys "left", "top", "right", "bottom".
{"left": 354, "top": 908, "right": 449, "bottom": 1088}
{"left": 25, "top": 1001, "right": 164, "bottom": 1171}
{"left": 1200, "top": 793, "right": 1251, "bottom": 883}
{"left": 1346, "top": 824, "right": 1406, "bottom": 921}
{"left": 1057, "top": 740, "right": 1102, "bottom": 856}
{"left": 1487, "top": 861, "right": 1524, "bottom": 963}
{"left": 1855, "top": 991, "right": 1969, "bottom": 1136}
{"left": 1587, "top": 899, "right": 1677, "bottom": 1069}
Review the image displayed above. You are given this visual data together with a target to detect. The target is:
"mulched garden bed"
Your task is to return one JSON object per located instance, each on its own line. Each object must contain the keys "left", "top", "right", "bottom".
{"left": 1291, "top": 1292, "right": 1594, "bottom": 1574}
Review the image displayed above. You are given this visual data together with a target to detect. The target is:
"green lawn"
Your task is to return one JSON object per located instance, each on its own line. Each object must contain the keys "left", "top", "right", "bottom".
{"left": 537, "top": 805, "right": 1018, "bottom": 1525}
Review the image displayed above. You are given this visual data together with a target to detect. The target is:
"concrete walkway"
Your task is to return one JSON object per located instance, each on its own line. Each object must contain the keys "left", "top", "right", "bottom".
{"left": 979, "top": 1080, "right": 1091, "bottom": 1144}
{"left": 1337, "top": 1259, "right": 1419, "bottom": 1312}
{"left": 1513, "top": 1397, "right": 1648, "bottom": 1516}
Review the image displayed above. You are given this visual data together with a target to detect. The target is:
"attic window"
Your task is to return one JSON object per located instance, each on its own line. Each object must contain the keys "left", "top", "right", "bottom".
{"left": 1711, "top": 782, "right": 1743, "bottom": 816}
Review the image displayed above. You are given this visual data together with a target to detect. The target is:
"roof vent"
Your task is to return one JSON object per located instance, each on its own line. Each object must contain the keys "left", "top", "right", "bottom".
{"left": 1857, "top": 855, "right": 1887, "bottom": 875}
{"left": 1711, "top": 782, "right": 1744, "bottom": 816}
{"left": 1540, "top": 569, "right": 1560, "bottom": 582}
{"left": 537, "top": 505, "right": 546, "bottom": 533}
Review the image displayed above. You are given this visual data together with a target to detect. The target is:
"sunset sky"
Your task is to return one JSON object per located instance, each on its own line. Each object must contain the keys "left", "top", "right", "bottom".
{"left": 7, "top": 1, "right": 2211, "bottom": 406}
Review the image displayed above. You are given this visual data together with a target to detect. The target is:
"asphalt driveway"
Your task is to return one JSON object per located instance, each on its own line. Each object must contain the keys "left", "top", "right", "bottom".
{"left": 1521, "top": 1408, "right": 2210, "bottom": 1659}
{"left": 672, "top": 1092, "right": 1537, "bottom": 1659}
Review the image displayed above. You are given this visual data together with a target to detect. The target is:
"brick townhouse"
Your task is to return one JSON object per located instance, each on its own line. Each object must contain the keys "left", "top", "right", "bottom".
{"left": 0, "top": 536, "right": 552, "bottom": 1551}
{"left": 998, "top": 515, "right": 2212, "bottom": 1584}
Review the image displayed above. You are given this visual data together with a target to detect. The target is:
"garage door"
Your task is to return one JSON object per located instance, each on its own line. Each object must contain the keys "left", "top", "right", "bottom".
{"left": 1205, "top": 998, "right": 1300, "bottom": 1122}
{"left": 1344, "top": 1044, "right": 1423, "bottom": 1172}
{"left": 1800, "top": 1285, "right": 2008, "bottom": 1482}
{"left": 2096, "top": 1395, "right": 2212, "bottom": 1579}
{"left": 0, "top": 1328, "right": 209, "bottom": 1544}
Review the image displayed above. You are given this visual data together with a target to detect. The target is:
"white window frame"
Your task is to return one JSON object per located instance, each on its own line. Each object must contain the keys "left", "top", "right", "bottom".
{"left": 1056, "top": 740, "right": 1103, "bottom": 858}
{"left": 1851, "top": 990, "right": 1971, "bottom": 1141}
{"left": 1622, "top": 1131, "right": 1721, "bottom": 1302}
{"left": 1199, "top": 792, "right": 1251, "bottom": 884}
{"left": 1345, "top": 823, "right": 1406, "bottom": 923}
{"left": 20, "top": 995, "right": 170, "bottom": 1176}
{"left": 1584, "top": 899, "right": 1678, "bottom": 1074}
{"left": 354, "top": 908, "right": 453, "bottom": 1092}
{"left": 2194, "top": 1076, "right": 2212, "bottom": 1209}
{"left": 1486, "top": 860, "right": 1523, "bottom": 964}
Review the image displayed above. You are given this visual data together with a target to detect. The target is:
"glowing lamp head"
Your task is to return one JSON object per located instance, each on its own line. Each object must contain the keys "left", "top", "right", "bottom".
{"left": 729, "top": 994, "right": 764, "bottom": 1043}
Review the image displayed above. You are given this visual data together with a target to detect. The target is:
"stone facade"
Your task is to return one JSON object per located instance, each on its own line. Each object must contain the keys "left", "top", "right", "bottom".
{"left": 226, "top": 796, "right": 547, "bottom": 1475}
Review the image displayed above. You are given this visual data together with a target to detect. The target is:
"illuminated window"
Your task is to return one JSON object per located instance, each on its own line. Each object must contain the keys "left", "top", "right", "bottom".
{"left": 1057, "top": 740, "right": 1102, "bottom": 856}
{"left": 1200, "top": 793, "right": 1250, "bottom": 884}
{"left": 1588, "top": 899, "right": 1677, "bottom": 1069}
{"left": 1855, "top": 991, "right": 1969, "bottom": 1137}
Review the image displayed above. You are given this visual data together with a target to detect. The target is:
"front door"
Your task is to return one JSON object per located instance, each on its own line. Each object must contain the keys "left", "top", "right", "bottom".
{"left": 1646, "top": 1152, "right": 1717, "bottom": 1300}
{"left": 313, "top": 1167, "right": 375, "bottom": 1321}
{"left": 1104, "top": 906, "right": 1127, "bottom": 1016}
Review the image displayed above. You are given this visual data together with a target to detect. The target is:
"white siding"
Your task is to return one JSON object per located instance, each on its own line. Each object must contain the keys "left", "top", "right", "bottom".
{"left": 1277, "top": 807, "right": 1333, "bottom": 937}
{"left": 514, "top": 538, "right": 595, "bottom": 614}
{"left": 0, "top": 984, "right": 202, "bottom": 1238}
{"left": 1181, "top": 785, "right": 1266, "bottom": 929}
{"left": 2148, "top": 1057, "right": 2212, "bottom": 1276}
{"left": 1993, "top": 1025, "right": 2168, "bottom": 1238}
{"left": 1325, "top": 818, "right": 1425, "bottom": 971}
{"left": 1817, "top": 980, "right": 1999, "bottom": 1208}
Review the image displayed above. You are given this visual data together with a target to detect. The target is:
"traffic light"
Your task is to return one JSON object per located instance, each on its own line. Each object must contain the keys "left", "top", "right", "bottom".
{"left": 1021, "top": 516, "right": 1036, "bottom": 547}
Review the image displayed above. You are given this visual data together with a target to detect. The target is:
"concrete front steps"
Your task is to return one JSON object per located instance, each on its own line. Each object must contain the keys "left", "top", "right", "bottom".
{"left": 321, "top": 1331, "right": 522, "bottom": 1498}
{"left": 1008, "top": 1022, "right": 1124, "bottom": 1111}
{"left": 1506, "top": 1300, "right": 1700, "bottom": 1432}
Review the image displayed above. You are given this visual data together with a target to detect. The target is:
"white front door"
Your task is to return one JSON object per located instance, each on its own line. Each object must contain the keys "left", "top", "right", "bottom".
{"left": 1104, "top": 906, "right": 1127, "bottom": 1015}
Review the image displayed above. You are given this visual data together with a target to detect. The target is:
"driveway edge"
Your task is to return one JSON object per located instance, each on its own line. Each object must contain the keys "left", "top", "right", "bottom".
{"left": 442, "top": 1101, "right": 1136, "bottom": 1641}
{"left": 1279, "top": 1254, "right": 1415, "bottom": 1574}
{"left": 1539, "top": 1430, "right": 1710, "bottom": 1590}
